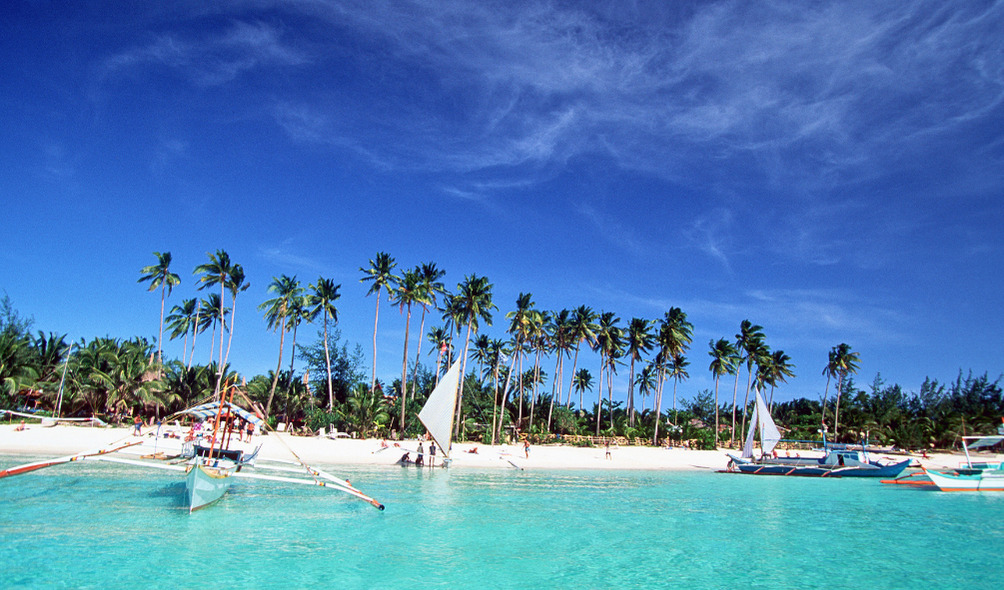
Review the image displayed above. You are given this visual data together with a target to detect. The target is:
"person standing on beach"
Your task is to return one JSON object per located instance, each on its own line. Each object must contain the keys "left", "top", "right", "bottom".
{"left": 133, "top": 415, "right": 143, "bottom": 436}
{"left": 605, "top": 440, "right": 612, "bottom": 460}
{"left": 430, "top": 441, "right": 437, "bottom": 467}
{"left": 417, "top": 442, "right": 425, "bottom": 467}
{"left": 524, "top": 439, "right": 530, "bottom": 459}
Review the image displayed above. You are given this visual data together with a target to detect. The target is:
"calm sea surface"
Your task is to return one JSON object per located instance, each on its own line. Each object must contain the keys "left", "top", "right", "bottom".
{"left": 1, "top": 455, "right": 1001, "bottom": 589}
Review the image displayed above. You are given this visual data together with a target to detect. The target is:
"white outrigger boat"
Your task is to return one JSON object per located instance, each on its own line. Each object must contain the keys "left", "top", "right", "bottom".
{"left": 0, "top": 386, "right": 385, "bottom": 512}
{"left": 922, "top": 434, "right": 1004, "bottom": 492}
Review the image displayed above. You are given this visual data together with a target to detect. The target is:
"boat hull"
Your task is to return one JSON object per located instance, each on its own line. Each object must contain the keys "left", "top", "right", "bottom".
{"left": 925, "top": 468, "right": 1004, "bottom": 492}
{"left": 729, "top": 456, "right": 911, "bottom": 478}
{"left": 186, "top": 463, "right": 233, "bottom": 511}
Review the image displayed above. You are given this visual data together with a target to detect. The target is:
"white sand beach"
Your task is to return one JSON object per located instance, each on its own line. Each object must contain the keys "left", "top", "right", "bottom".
{"left": 0, "top": 423, "right": 992, "bottom": 474}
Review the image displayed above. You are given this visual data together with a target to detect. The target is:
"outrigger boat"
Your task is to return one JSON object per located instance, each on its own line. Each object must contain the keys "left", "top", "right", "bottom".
{"left": 725, "top": 390, "right": 911, "bottom": 478}
{"left": 921, "top": 434, "right": 1004, "bottom": 492}
{"left": 396, "top": 359, "right": 461, "bottom": 468}
{"left": 0, "top": 385, "right": 385, "bottom": 512}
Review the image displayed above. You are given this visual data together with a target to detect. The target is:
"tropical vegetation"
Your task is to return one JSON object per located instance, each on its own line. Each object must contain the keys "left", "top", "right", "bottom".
{"left": 2, "top": 249, "right": 1002, "bottom": 454}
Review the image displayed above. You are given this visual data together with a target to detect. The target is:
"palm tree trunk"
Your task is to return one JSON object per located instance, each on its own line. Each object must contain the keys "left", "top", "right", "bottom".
{"left": 820, "top": 375, "right": 831, "bottom": 428}
{"left": 740, "top": 364, "right": 753, "bottom": 447}
{"left": 547, "top": 353, "right": 561, "bottom": 431}
{"left": 409, "top": 306, "right": 427, "bottom": 402}
{"left": 730, "top": 369, "right": 741, "bottom": 447}
{"left": 157, "top": 282, "right": 166, "bottom": 374}
{"left": 713, "top": 376, "right": 720, "bottom": 448}
{"left": 529, "top": 348, "right": 541, "bottom": 429}
{"left": 370, "top": 293, "right": 381, "bottom": 394}
{"left": 566, "top": 344, "right": 581, "bottom": 409}
{"left": 399, "top": 303, "right": 412, "bottom": 431}
{"left": 834, "top": 374, "right": 845, "bottom": 440}
{"left": 188, "top": 304, "right": 201, "bottom": 370}
{"left": 627, "top": 357, "right": 636, "bottom": 427}
{"left": 653, "top": 365, "right": 665, "bottom": 445}
{"left": 323, "top": 315, "right": 333, "bottom": 410}
{"left": 453, "top": 320, "right": 474, "bottom": 439}
{"left": 596, "top": 351, "right": 605, "bottom": 436}
{"left": 266, "top": 316, "right": 288, "bottom": 418}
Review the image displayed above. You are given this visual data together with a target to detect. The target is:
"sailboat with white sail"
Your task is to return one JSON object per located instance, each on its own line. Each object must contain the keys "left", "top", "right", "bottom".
{"left": 725, "top": 389, "right": 910, "bottom": 478}
{"left": 414, "top": 359, "right": 461, "bottom": 467}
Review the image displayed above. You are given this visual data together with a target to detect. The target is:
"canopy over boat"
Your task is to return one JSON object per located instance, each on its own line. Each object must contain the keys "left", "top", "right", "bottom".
{"left": 966, "top": 435, "right": 1004, "bottom": 450}
{"left": 174, "top": 401, "right": 264, "bottom": 429}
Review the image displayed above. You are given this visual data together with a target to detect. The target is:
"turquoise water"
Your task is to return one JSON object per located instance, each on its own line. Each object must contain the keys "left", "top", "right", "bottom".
{"left": 1, "top": 456, "right": 1002, "bottom": 589}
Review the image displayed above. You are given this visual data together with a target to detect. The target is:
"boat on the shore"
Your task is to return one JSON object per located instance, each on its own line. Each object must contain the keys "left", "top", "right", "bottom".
{"left": 725, "top": 390, "right": 910, "bottom": 478}
{"left": 921, "top": 434, "right": 1004, "bottom": 492}
{"left": 410, "top": 358, "right": 461, "bottom": 468}
{"left": 0, "top": 385, "right": 385, "bottom": 512}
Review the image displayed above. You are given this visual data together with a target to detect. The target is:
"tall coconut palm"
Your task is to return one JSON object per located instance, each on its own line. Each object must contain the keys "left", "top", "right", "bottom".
{"left": 427, "top": 326, "right": 450, "bottom": 386}
{"left": 766, "top": 350, "right": 795, "bottom": 411}
{"left": 625, "top": 318, "right": 654, "bottom": 427}
{"left": 739, "top": 337, "right": 770, "bottom": 441}
{"left": 286, "top": 291, "right": 311, "bottom": 376}
{"left": 592, "top": 312, "right": 620, "bottom": 435}
{"left": 359, "top": 252, "right": 399, "bottom": 395}
{"left": 506, "top": 293, "right": 536, "bottom": 427}
{"left": 409, "top": 263, "right": 446, "bottom": 401}
{"left": 572, "top": 368, "right": 593, "bottom": 412}
{"left": 653, "top": 307, "right": 693, "bottom": 443}
{"left": 138, "top": 251, "right": 180, "bottom": 371}
{"left": 452, "top": 274, "right": 496, "bottom": 436}
{"left": 668, "top": 352, "right": 689, "bottom": 429}
{"left": 709, "top": 338, "right": 738, "bottom": 448}
{"left": 307, "top": 277, "right": 340, "bottom": 410}
{"left": 635, "top": 363, "right": 657, "bottom": 413}
{"left": 194, "top": 250, "right": 233, "bottom": 392}
{"left": 821, "top": 348, "right": 839, "bottom": 428}
{"left": 200, "top": 293, "right": 227, "bottom": 366}
{"left": 544, "top": 309, "right": 573, "bottom": 429}
{"left": 565, "top": 306, "right": 597, "bottom": 410}
{"left": 165, "top": 298, "right": 197, "bottom": 366}
{"left": 258, "top": 274, "right": 303, "bottom": 418}
{"left": 832, "top": 343, "right": 860, "bottom": 440}
{"left": 525, "top": 309, "right": 547, "bottom": 429}
{"left": 731, "top": 320, "right": 764, "bottom": 445}
{"left": 220, "top": 264, "right": 249, "bottom": 376}
{"left": 393, "top": 269, "right": 420, "bottom": 430}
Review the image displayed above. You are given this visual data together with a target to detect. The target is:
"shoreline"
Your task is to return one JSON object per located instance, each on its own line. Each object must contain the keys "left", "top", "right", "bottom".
{"left": 0, "top": 424, "right": 992, "bottom": 473}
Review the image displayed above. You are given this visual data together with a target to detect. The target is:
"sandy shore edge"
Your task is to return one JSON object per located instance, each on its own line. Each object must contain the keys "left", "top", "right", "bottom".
{"left": 1, "top": 424, "right": 994, "bottom": 473}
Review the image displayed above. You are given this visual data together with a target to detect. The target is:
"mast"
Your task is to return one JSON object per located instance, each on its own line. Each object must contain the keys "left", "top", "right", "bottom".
{"left": 54, "top": 342, "right": 73, "bottom": 419}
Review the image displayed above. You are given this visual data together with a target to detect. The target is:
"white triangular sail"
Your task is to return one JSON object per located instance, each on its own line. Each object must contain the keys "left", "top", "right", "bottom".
{"left": 755, "top": 389, "right": 781, "bottom": 456}
{"left": 742, "top": 404, "right": 758, "bottom": 459}
{"left": 741, "top": 389, "right": 782, "bottom": 459}
{"left": 418, "top": 359, "right": 461, "bottom": 459}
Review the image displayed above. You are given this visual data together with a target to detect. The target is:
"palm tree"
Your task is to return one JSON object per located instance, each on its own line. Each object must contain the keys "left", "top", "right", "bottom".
{"left": 165, "top": 298, "right": 197, "bottom": 366}
{"left": 635, "top": 363, "right": 657, "bottom": 413}
{"left": 409, "top": 263, "right": 446, "bottom": 401}
{"left": 709, "top": 338, "right": 738, "bottom": 448}
{"left": 668, "top": 352, "right": 690, "bottom": 430}
{"left": 307, "top": 277, "right": 340, "bottom": 410}
{"left": 193, "top": 250, "right": 233, "bottom": 392}
{"left": 592, "top": 312, "right": 620, "bottom": 435}
{"left": 821, "top": 348, "right": 838, "bottom": 428}
{"left": 452, "top": 274, "right": 496, "bottom": 437}
{"left": 565, "top": 306, "right": 597, "bottom": 410}
{"left": 138, "top": 251, "right": 180, "bottom": 371}
{"left": 653, "top": 307, "right": 693, "bottom": 443}
{"left": 832, "top": 343, "right": 861, "bottom": 440}
{"left": 359, "top": 252, "right": 399, "bottom": 395}
{"left": 625, "top": 318, "right": 654, "bottom": 427}
{"left": 285, "top": 291, "right": 311, "bottom": 376}
{"left": 731, "top": 320, "right": 764, "bottom": 445}
{"left": 572, "top": 368, "right": 594, "bottom": 412}
{"left": 200, "top": 293, "right": 228, "bottom": 366}
{"left": 220, "top": 264, "right": 249, "bottom": 379}
{"left": 427, "top": 326, "right": 450, "bottom": 386}
{"left": 393, "top": 269, "right": 421, "bottom": 430}
{"left": 766, "top": 350, "right": 795, "bottom": 411}
{"left": 739, "top": 337, "right": 770, "bottom": 441}
{"left": 546, "top": 309, "right": 573, "bottom": 429}
{"left": 506, "top": 293, "right": 536, "bottom": 428}
{"left": 258, "top": 274, "right": 304, "bottom": 418}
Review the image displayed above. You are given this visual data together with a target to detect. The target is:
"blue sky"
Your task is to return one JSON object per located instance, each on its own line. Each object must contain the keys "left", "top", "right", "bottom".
{"left": 2, "top": 1, "right": 1002, "bottom": 407}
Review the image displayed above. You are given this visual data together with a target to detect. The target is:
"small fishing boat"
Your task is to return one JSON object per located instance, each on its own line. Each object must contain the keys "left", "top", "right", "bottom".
{"left": 922, "top": 434, "right": 1004, "bottom": 492}
{"left": 725, "top": 390, "right": 910, "bottom": 478}
{"left": 410, "top": 358, "right": 461, "bottom": 468}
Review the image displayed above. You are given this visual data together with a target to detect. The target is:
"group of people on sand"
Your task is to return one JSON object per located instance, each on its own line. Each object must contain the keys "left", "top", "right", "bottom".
{"left": 399, "top": 438, "right": 439, "bottom": 467}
